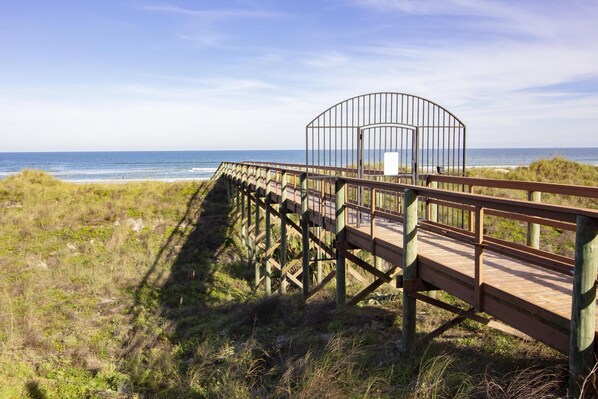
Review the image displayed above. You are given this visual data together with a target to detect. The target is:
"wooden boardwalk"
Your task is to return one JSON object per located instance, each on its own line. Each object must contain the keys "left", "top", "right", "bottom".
{"left": 219, "top": 161, "right": 598, "bottom": 389}
{"left": 278, "top": 180, "right": 580, "bottom": 353}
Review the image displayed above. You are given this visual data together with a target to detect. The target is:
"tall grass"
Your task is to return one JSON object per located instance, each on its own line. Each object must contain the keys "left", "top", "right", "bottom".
{"left": 0, "top": 167, "right": 583, "bottom": 397}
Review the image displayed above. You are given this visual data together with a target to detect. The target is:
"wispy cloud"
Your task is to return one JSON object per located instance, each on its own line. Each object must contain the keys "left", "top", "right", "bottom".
{"left": 139, "top": 4, "right": 282, "bottom": 19}
{"left": 352, "top": 0, "right": 503, "bottom": 16}
{"left": 176, "top": 33, "right": 228, "bottom": 48}
{"left": 304, "top": 53, "right": 348, "bottom": 68}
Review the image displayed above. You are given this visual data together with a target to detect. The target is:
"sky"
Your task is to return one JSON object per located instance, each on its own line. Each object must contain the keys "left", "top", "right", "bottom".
{"left": 1, "top": 0, "right": 598, "bottom": 151}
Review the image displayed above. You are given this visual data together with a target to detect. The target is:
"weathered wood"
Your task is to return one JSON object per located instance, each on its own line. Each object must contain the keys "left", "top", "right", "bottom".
{"left": 269, "top": 258, "right": 303, "bottom": 289}
{"left": 340, "top": 248, "right": 391, "bottom": 283}
{"left": 225, "top": 161, "right": 598, "bottom": 372}
{"left": 347, "top": 265, "right": 399, "bottom": 306}
{"left": 347, "top": 264, "right": 367, "bottom": 283}
{"left": 254, "top": 187, "right": 261, "bottom": 289}
{"left": 226, "top": 175, "right": 231, "bottom": 202}
{"left": 307, "top": 270, "right": 336, "bottom": 300}
{"left": 301, "top": 173, "right": 310, "bottom": 297}
{"left": 241, "top": 182, "right": 246, "bottom": 240}
{"left": 370, "top": 187, "right": 376, "bottom": 238}
{"left": 416, "top": 308, "right": 476, "bottom": 348}
{"left": 317, "top": 227, "right": 323, "bottom": 283}
{"left": 429, "top": 174, "right": 598, "bottom": 199}
{"left": 527, "top": 191, "right": 541, "bottom": 249}
{"left": 265, "top": 169, "right": 272, "bottom": 295}
{"left": 468, "top": 185, "right": 475, "bottom": 232}
{"left": 569, "top": 215, "right": 598, "bottom": 397}
{"left": 247, "top": 188, "right": 253, "bottom": 273}
{"left": 335, "top": 178, "right": 347, "bottom": 308}
{"left": 401, "top": 188, "right": 418, "bottom": 354}
{"left": 280, "top": 172, "right": 288, "bottom": 294}
{"left": 428, "top": 180, "right": 438, "bottom": 223}
{"left": 474, "top": 206, "right": 484, "bottom": 312}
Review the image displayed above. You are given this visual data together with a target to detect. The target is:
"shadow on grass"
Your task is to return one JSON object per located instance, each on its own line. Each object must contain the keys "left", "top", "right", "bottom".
{"left": 26, "top": 381, "right": 46, "bottom": 399}
{"left": 121, "top": 176, "right": 567, "bottom": 397}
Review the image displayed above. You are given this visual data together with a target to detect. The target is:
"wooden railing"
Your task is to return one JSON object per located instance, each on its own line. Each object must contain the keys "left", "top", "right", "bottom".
{"left": 220, "top": 161, "right": 598, "bottom": 282}
{"left": 217, "top": 161, "right": 598, "bottom": 389}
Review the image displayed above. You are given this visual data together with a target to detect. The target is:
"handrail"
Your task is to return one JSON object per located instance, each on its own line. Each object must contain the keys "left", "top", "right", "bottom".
{"left": 222, "top": 161, "right": 598, "bottom": 224}
{"left": 240, "top": 161, "right": 598, "bottom": 201}
{"left": 428, "top": 174, "right": 598, "bottom": 199}
{"left": 338, "top": 176, "right": 597, "bottom": 223}
{"left": 222, "top": 159, "right": 598, "bottom": 291}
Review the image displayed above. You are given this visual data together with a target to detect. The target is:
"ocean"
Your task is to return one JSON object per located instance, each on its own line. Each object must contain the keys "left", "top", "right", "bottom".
{"left": 0, "top": 148, "right": 597, "bottom": 183}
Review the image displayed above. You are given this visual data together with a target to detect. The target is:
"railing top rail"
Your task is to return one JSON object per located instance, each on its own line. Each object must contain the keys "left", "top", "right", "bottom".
{"left": 229, "top": 161, "right": 598, "bottom": 199}
{"left": 225, "top": 161, "right": 304, "bottom": 175}
{"left": 338, "top": 176, "right": 597, "bottom": 223}
{"left": 221, "top": 161, "right": 598, "bottom": 224}
{"left": 428, "top": 174, "right": 598, "bottom": 198}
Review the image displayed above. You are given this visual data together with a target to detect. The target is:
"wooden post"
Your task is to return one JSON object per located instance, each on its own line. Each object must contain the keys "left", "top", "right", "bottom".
{"left": 254, "top": 183, "right": 261, "bottom": 289}
{"left": 241, "top": 184, "right": 246, "bottom": 241}
{"left": 225, "top": 170, "right": 231, "bottom": 203}
{"left": 301, "top": 173, "right": 310, "bottom": 298}
{"left": 247, "top": 185, "right": 253, "bottom": 272}
{"left": 370, "top": 187, "right": 376, "bottom": 238}
{"left": 527, "top": 191, "right": 541, "bottom": 249}
{"left": 236, "top": 166, "right": 241, "bottom": 213}
{"left": 265, "top": 169, "right": 272, "bottom": 295}
{"left": 401, "top": 188, "right": 418, "bottom": 354}
{"left": 316, "top": 226, "right": 323, "bottom": 283}
{"left": 428, "top": 180, "right": 438, "bottom": 223}
{"left": 474, "top": 206, "right": 484, "bottom": 312}
{"left": 279, "top": 172, "right": 288, "bottom": 294}
{"left": 468, "top": 185, "right": 475, "bottom": 232}
{"left": 569, "top": 216, "right": 598, "bottom": 396}
{"left": 335, "top": 178, "right": 346, "bottom": 308}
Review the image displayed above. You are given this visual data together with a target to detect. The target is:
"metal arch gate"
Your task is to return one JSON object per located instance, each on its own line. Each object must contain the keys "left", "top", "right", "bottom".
{"left": 305, "top": 92, "right": 466, "bottom": 228}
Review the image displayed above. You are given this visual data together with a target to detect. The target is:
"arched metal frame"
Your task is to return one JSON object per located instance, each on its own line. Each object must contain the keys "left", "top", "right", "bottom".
{"left": 305, "top": 92, "right": 466, "bottom": 227}
{"left": 306, "top": 92, "right": 466, "bottom": 180}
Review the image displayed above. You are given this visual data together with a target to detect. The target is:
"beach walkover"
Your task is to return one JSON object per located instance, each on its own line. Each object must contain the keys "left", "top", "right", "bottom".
{"left": 218, "top": 93, "right": 598, "bottom": 396}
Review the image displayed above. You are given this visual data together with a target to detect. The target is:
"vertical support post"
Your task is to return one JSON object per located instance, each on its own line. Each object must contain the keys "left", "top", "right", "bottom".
{"left": 375, "top": 256, "right": 382, "bottom": 271}
{"left": 425, "top": 180, "right": 437, "bottom": 299}
{"left": 301, "top": 173, "right": 310, "bottom": 298}
{"left": 247, "top": 184, "right": 253, "bottom": 272}
{"left": 468, "top": 186, "right": 475, "bottom": 232}
{"left": 241, "top": 184, "right": 246, "bottom": 241}
{"left": 569, "top": 216, "right": 598, "bottom": 397}
{"left": 401, "top": 188, "right": 418, "bottom": 354}
{"left": 428, "top": 180, "right": 438, "bottom": 223}
{"left": 412, "top": 128, "right": 419, "bottom": 185}
{"left": 474, "top": 206, "right": 484, "bottom": 312}
{"left": 235, "top": 166, "right": 240, "bottom": 213}
{"left": 527, "top": 191, "right": 542, "bottom": 249}
{"left": 265, "top": 169, "right": 272, "bottom": 295}
{"left": 225, "top": 170, "right": 231, "bottom": 203}
{"left": 335, "top": 178, "right": 347, "bottom": 308}
{"left": 316, "top": 226, "right": 323, "bottom": 283}
{"left": 370, "top": 187, "right": 376, "bottom": 239}
{"left": 254, "top": 180, "right": 261, "bottom": 289}
{"left": 279, "top": 172, "right": 288, "bottom": 294}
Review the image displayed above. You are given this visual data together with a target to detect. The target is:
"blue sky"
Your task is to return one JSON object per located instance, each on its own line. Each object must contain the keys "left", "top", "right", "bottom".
{"left": 1, "top": 0, "right": 597, "bottom": 151}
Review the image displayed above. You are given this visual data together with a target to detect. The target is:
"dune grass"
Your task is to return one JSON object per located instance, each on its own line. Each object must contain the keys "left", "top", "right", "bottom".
{"left": 0, "top": 159, "right": 592, "bottom": 397}
{"left": 465, "top": 157, "right": 598, "bottom": 257}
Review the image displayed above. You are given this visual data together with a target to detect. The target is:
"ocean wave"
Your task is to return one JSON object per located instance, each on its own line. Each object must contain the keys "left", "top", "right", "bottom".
{"left": 189, "top": 167, "right": 218, "bottom": 173}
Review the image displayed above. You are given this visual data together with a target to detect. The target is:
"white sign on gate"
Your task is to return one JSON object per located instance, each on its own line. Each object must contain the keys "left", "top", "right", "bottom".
{"left": 384, "top": 152, "right": 399, "bottom": 176}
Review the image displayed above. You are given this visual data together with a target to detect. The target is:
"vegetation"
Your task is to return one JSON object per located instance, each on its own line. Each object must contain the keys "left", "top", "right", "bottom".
{"left": 466, "top": 157, "right": 598, "bottom": 257}
{"left": 0, "top": 158, "right": 593, "bottom": 398}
